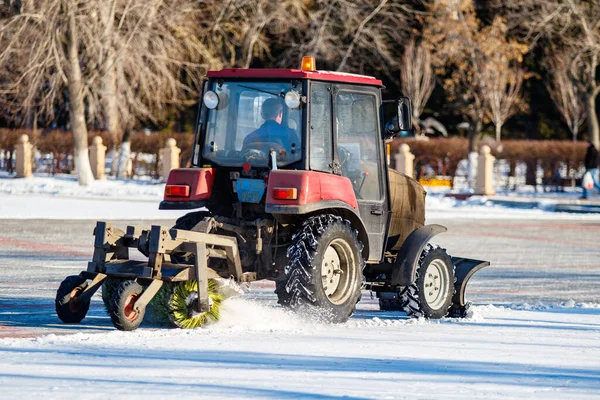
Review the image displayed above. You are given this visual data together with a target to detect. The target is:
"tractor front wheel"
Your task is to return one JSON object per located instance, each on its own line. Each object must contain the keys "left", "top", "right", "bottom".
{"left": 277, "top": 215, "right": 364, "bottom": 323}
{"left": 400, "top": 245, "right": 455, "bottom": 319}
{"left": 55, "top": 275, "right": 90, "bottom": 323}
{"left": 110, "top": 280, "right": 145, "bottom": 331}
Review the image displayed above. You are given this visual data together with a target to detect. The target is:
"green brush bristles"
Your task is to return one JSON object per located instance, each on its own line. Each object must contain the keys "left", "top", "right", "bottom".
{"left": 168, "top": 279, "right": 224, "bottom": 329}
{"left": 101, "top": 278, "right": 122, "bottom": 313}
{"left": 145, "top": 282, "right": 177, "bottom": 326}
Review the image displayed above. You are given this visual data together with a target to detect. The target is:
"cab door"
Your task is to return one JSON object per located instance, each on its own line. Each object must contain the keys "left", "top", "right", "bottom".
{"left": 332, "top": 85, "right": 389, "bottom": 262}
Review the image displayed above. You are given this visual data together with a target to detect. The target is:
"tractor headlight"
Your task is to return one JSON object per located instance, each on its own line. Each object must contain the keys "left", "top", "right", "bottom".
{"left": 203, "top": 90, "right": 219, "bottom": 109}
{"left": 284, "top": 90, "right": 301, "bottom": 109}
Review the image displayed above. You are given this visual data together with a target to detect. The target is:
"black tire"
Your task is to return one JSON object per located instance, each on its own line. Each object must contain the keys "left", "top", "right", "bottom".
{"left": 101, "top": 277, "right": 123, "bottom": 314}
{"left": 55, "top": 275, "right": 90, "bottom": 323}
{"left": 400, "top": 245, "right": 455, "bottom": 319}
{"left": 110, "top": 280, "right": 145, "bottom": 331}
{"left": 276, "top": 214, "right": 364, "bottom": 323}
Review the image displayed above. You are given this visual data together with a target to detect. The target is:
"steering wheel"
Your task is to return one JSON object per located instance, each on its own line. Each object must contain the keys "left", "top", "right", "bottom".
{"left": 242, "top": 141, "right": 287, "bottom": 164}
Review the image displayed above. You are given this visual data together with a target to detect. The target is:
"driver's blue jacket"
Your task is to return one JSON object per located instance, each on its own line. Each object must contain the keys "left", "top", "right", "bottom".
{"left": 242, "top": 120, "right": 299, "bottom": 150}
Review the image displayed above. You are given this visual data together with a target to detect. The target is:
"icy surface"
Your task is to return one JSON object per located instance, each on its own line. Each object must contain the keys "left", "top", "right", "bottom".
{"left": 0, "top": 173, "right": 185, "bottom": 219}
{"left": 1, "top": 298, "right": 599, "bottom": 399}
{"left": 1, "top": 174, "right": 600, "bottom": 398}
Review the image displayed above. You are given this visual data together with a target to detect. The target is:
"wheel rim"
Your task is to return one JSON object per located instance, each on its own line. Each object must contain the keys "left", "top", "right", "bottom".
{"left": 321, "top": 238, "right": 356, "bottom": 305}
{"left": 422, "top": 259, "right": 450, "bottom": 310}
{"left": 68, "top": 287, "right": 82, "bottom": 313}
{"left": 123, "top": 294, "right": 139, "bottom": 321}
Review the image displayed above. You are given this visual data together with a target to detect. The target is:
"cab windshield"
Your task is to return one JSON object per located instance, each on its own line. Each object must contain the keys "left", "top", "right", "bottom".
{"left": 202, "top": 80, "right": 302, "bottom": 168}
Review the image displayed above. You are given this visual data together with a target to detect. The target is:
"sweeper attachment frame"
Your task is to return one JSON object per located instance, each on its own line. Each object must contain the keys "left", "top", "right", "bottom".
{"left": 55, "top": 221, "right": 247, "bottom": 331}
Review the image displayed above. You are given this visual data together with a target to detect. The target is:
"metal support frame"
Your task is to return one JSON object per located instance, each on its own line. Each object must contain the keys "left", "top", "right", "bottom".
{"left": 76, "top": 272, "right": 107, "bottom": 304}
{"left": 133, "top": 279, "right": 164, "bottom": 312}
{"left": 193, "top": 243, "right": 210, "bottom": 313}
{"left": 82, "top": 221, "right": 244, "bottom": 316}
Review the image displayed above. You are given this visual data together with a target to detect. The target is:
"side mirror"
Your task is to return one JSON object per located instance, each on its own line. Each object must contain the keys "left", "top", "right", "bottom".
{"left": 397, "top": 96, "right": 412, "bottom": 133}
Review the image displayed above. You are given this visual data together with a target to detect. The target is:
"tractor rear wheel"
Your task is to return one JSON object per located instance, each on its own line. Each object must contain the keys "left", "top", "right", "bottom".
{"left": 55, "top": 275, "right": 90, "bottom": 323}
{"left": 110, "top": 280, "right": 145, "bottom": 331}
{"left": 276, "top": 215, "right": 364, "bottom": 323}
{"left": 400, "top": 245, "right": 455, "bottom": 319}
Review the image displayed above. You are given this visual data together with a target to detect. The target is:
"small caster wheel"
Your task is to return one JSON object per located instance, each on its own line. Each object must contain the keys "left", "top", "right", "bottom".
{"left": 110, "top": 280, "right": 145, "bottom": 331}
{"left": 55, "top": 275, "right": 90, "bottom": 323}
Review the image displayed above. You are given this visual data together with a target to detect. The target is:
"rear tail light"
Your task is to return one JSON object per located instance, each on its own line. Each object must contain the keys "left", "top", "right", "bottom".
{"left": 165, "top": 185, "right": 190, "bottom": 198}
{"left": 272, "top": 187, "right": 298, "bottom": 200}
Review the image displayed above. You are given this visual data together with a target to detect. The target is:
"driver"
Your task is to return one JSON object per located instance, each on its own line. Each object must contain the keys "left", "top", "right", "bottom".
{"left": 242, "top": 97, "right": 299, "bottom": 154}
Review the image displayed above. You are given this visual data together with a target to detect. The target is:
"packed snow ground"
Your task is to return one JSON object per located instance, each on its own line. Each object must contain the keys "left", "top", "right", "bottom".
{"left": 3, "top": 172, "right": 600, "bottom": 220}
{"left": 1, "top": 297, "right": 599, "bottom": 399}
{"left": 1, "top": 173, "right": 600, "bottom": 398}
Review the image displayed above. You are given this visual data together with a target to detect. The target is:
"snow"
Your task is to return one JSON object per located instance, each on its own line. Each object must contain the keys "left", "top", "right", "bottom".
{"left": 0, "top": 173, "right": 185, "bottom": 220}
{"left": 1, "top": 298, "right": 599, "bottom": 399}
{"left": 1, "top": 173, "right": 600, "bottom": 398}
{"left": 3, "top": 171, "right": 600, "bottom": 220}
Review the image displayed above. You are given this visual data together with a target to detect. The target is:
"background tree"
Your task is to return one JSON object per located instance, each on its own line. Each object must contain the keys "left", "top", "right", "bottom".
{"left": 502, "top": 0, "right": 600, "bottom": 147}
{"left": 277, "top": 0, "right": 412, "bottom": 82}
{"left": 544, "top": 50, "right": 586, "bottom": 142}
{"left": 0, "top": 0, "right": 96, "bottom": 185}
{"left": 400, "top": 37, "right": 436, "bottom": 127}
{"left": 479, "top": 18, "right": 527, "bottom": 142}
{"left": 91, "top": 0, "right": 218, "bottom": 177}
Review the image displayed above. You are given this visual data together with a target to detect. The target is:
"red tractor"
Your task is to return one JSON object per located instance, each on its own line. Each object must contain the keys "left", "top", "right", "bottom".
{"left": 55, "top": 57, "right": 488, "bottom": 331}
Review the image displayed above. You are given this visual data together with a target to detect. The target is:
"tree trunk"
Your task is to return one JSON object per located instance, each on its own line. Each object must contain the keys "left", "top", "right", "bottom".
{"left": 468, "top": 121, "right": 482, "bottom": 153}
{"left": 495, "top": 123, "right": 502, "bottom": 142}
{"left": 66, "top": 4, "right": 94, "bottom": 186}
{"left": 103, "top": 62, "right": 120, "bottom": 176}
{"left": 586, "top": 92, "right": 600, "bottom": 149}
{"left": 115, "top": 129, "right": 131, "bottom": 179}
{"left": 467, "top": 121, "right": 482, "bottom": 188}
{"left": 103, "top": 62, "right": 119, "bottom": 146}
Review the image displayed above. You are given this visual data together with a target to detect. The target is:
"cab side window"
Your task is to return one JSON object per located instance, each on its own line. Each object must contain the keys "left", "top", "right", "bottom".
{"left": 335, "top": 91, "right": 382, "bottom": 201}
{"left": 309, "top": 83, "right": 333, "bottom": 172}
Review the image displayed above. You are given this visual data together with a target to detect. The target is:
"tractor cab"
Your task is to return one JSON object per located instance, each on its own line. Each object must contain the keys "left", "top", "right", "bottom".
{"left": 162, "top": 57, "right": 414, "bottom": 263}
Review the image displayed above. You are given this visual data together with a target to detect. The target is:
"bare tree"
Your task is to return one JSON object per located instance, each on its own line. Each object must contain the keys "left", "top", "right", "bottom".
{"left": 204, "top": 0, "right": 308, "bottom": 69}
{"left": 424, "top": 0, "right": 489, "bottom": 153}
{"left": 276, "top": 0, "right": 412, "bottom": 81}
{"left": 0, "top": 0, "right": 95, "bottom": 185}
{"left": 424, "top": 1, "right": 527, "bottom": 148}
{"left": 480, "top": 18, "right": 527, "bottom": 142}
{"left": 545, "top": 51, "right": 586, "bottom": 142}
{"left": 401, "top": 37, "right": 435, "bottom": 122}
{"left": 91, "top": 0, "right": 219, "bottom": 177}
{"left": 501, "top": 0, "right": 600, "bottom": 147}
{"left": 0, "top": 1, "right": 218, "bottom": 182}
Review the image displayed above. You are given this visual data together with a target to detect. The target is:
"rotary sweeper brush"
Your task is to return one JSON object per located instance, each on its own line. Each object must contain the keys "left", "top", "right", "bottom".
{"left": 55, "top": 57, "right": 489, "bottom": 331}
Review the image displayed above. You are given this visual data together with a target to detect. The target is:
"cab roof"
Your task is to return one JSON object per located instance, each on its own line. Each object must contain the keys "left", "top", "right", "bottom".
{"left": 206, "top": 68, "right": 383, "bottom": 87}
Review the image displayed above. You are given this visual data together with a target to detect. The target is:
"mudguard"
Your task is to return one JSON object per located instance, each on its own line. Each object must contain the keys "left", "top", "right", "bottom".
{"left": 390, "top": 224, "right": 447, "bottom": 287}
{"left": 448, "top": 257, "right": 490, "bottom": 318}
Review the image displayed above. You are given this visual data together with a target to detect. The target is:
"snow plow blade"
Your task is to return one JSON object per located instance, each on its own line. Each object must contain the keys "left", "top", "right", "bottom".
{"left": 448, "top": 257, "right": 489, "bottom": 318}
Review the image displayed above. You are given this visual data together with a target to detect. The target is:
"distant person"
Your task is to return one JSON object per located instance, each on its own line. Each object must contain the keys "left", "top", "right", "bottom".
{"left": 242, "top": 97, "right": 299, "bottom": 154}
{"left": 582, "top": 141, "right": 600, "bottom": 199}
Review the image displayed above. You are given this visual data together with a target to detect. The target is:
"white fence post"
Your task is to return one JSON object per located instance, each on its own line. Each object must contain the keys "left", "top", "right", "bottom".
{"left": 89, "top": 136, "right": 107, "bottom": 180}
{"left": 162, "top": 138, "right": 181, "bottom": 180}
{"left": 15, "top": 134, "right": 33, "bottom": 178}
{"left": 394, "top": 143, "right": 415, "bottom": 177}
{"left": 475, "top": 145, "right": 496, "bottom": 195}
